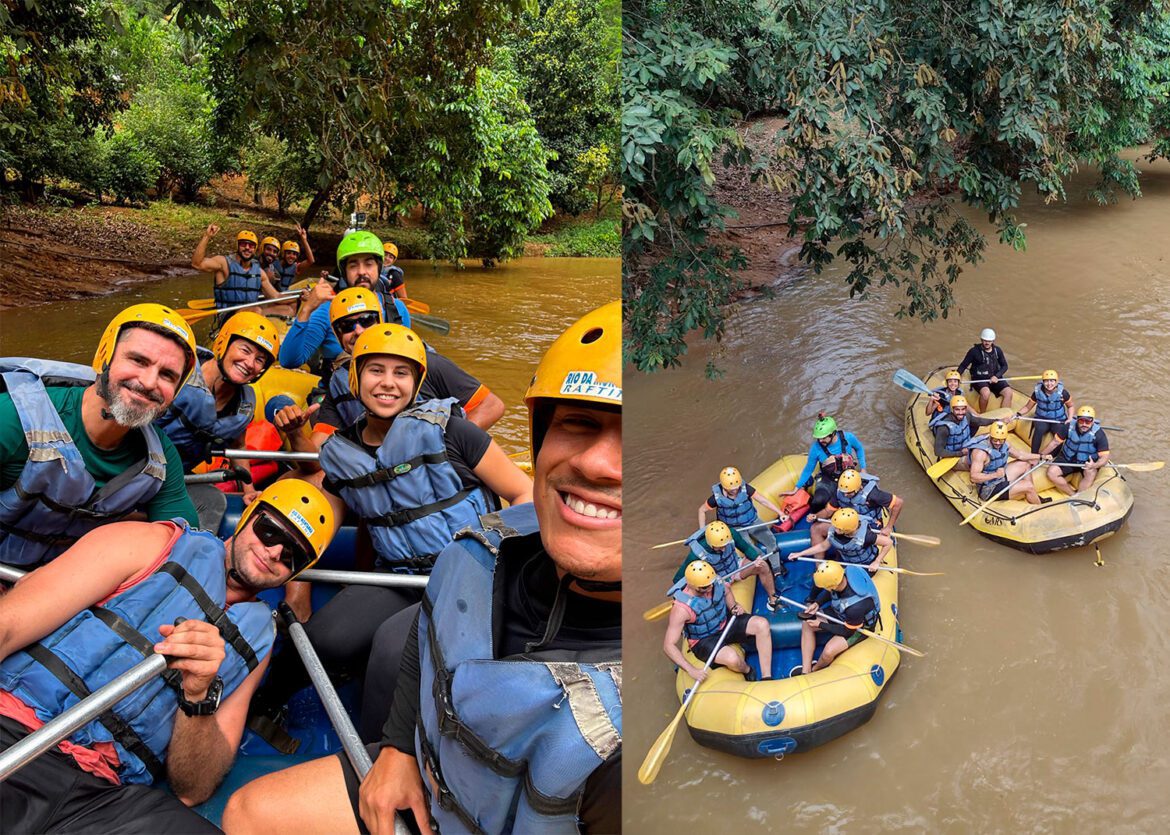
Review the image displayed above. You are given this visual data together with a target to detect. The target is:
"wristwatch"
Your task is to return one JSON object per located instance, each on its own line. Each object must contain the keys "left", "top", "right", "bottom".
{"left": 177, "top": 676, "right": 224, "bottom": 717}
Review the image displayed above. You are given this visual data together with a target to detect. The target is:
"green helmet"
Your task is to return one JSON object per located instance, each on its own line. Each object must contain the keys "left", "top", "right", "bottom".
{"left": 812, "top": 414, "right": 838, "bottom": 439}
{"left": 336, "top": 230, "right": 384, "bottom": 280}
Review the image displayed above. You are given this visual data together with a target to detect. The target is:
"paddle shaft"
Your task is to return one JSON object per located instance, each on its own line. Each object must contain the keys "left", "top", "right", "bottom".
{"left": 967, "top": 375, "right": 1041, "bottom": 383}
{"left": 214, "top": 448, "right": 319, "bottom": 462}
{"left": 789, "top": 556, "right": 940, "bottom": 576}
{"left": 642, "top": 563, "right": 764, "bottom": 621}
{"left": 776, "top": 595, "right": 924, "bottom": 657}
{"left": 297, "top": 569, "right": 428, "bottom": 588}
{"left": 959, "top": 460, "right": 1048, "bottom": 526}
{"left": 0, "top": 654, "right": 167, "bottom": 782}
{"left": 181, "top": 294, "right": 298, "bottom": 321}
{"left": 651, "top": 518, "right": 777, "bottom": 550}
{"left": 1015, "top": 415, "right": 1125, "bottom": 432}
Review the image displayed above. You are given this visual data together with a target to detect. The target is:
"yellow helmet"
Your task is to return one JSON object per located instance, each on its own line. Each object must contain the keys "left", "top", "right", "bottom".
{"left": 92, "top": 303, "right": 198, "bottom": 391}
{"left": 950, "top": 395, "right": 969, "bottom": 411}
{"left": 211, "top": 311, "right": 280, "bottom": 378}
{"left": 989, "top": 421, "right": 1010, "bottom": 441}
{"left": 719, "top": 467, "right": 743, "bottom": 492}
{"left": 329, "top": 287, "right": 384, "bottom": 327}
{"left": 1076, "top": 405, "right": 1096, "bottom": 420}
{"left": 685, "top": 560, "right": 717, "bottom": 589}
{"left": 1042, "top": 369, "right": 1059, "bottom": 382}
{"left": 704, "top": 520, "right": 733, "bottom": 550}
{"left": 383, "top": 242, "right": 399, "bottom": 258}
{"left": 838, "top": 469, "right": 862, "bottom": 493}
{"left": 281, "top": 240, "right": 300, "bottom": 254}
{"left": 814, "top": 560, "right": 845, "bottom": 590}
{"left": 237, "top": 230, "right": 258, "bottom": 245}
{"left": 831, "top": 508, "right": 860, "bottom": 535}
{"left": 945, "top": 369, "right": 961, "bottom": 382}
{"left": 524, "top": 300, "right": 621, "bottom": 456}
{"left": 261, "top": 235, "right": 281, "bottom": 251}
{"left": 234, "top": 479, "right": 337, "bottom": 580}
{"left": 348, "top": 323, "right": 428, "bottom": 399}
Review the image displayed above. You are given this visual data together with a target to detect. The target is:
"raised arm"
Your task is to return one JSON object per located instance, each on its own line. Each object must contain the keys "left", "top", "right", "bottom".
{"left": 296, "top": 223, "right": 315, "bottom": 271}
{"left": 192, "top": 224, "right": 227, "bottom": 277}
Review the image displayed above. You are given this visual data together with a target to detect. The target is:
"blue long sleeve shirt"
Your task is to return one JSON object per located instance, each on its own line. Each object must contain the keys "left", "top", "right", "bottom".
{"left": 796, "top": 430, "right": 867, "bottom": 487}
{"left": 278, "top": 295, "right": 411, "bottom": 369}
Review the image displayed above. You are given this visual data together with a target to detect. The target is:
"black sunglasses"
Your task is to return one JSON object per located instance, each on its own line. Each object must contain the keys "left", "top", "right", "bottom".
{"left": 334, "top": 311, "right": 380, "bottom": 337}
{"left": 252, "top": 511, "right": 314, "bottom": 574}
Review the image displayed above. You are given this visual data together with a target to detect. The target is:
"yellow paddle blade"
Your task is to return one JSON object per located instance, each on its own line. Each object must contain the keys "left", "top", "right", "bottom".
{"left": 185, "top": 298, "right": 219, "bottom": 311}
{"left": 404, "top": 298, "right": 430, "bottom": 314}
{"left": 896, "top": 567, "right": 945, "bottom": 577}
{"left": 1116, "top": 461, "right": 1164, "bottom": 472}
{"left": 861, "top": 626, "right": 926, "bottom": 657}
{"left": 642, "top": 600, "right": 674, "bottom": 622}
{"left": 637, "top": 706, "right": 687, "bottom": 785}
{"left": 650, "top": 538, "right": 687, "bottom": 550}
{"left": 926, "top": 456, "right": 960, "bottom": 479}
{"left": 890, "top": 532, "right": 941, "bottom": 546}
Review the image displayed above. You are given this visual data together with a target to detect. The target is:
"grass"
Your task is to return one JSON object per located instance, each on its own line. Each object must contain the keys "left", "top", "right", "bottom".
{"left": 528, "top": 204, "right": 621, "bottom": 257}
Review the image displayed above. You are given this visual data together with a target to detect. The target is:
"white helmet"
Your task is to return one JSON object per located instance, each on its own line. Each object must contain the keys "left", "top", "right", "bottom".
{"left": 980, "top": 328, "right": 996, "bottom": 341}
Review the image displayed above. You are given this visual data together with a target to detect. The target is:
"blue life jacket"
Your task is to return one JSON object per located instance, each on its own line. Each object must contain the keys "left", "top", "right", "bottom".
{"left": 931, "top": 386, "right": 960, "bottom": 409}
{"left": 214, "top": 255, "right": 264, "bottom": 308}
{"left": 0, "top": 521, "right": 275, "bottom": 785}
{"left": 153, "top": 347, "right": 256, "bottom": 472}
{"left": 684, "top": 530, "right": 738, "bottom": 577}
{"left": 273, "top": 260, "right": 298, "bottom": 292}
{"left": 673, "top": 580, "right": 728, "bottom": 644}
{"left": 828, "top": 565, "right": 880, "bottom": 627}
{"left": 827, "top": 526, "right": 877, "bottom": 565}
{"left": 931, "top": 412, "right": 973, "bottom": 453}
{"left": 1061, "top": 420, "right": 1103, "bottom": 464}
{"left": 380, "top": 264, "right": 405, "bottom": 288}
{"left": 416, "top": 503, "right": 621, "bottom": 834}
{"left": 834, "top": 475, "right": 882, "bottom": 526}
{"left": 1032, "top": 382, "right": 1068, "bottom": 421}
{"left": 327, "top": 362, "right": 366, "bottom": 430}
{"left": 971, "top": 437, "right": 1010, "bottom": 491}
{"left": 710, "top": 484, "right": 757, "bottom": 527}
{"left": 318, "top": 398, "right": 491, "bottom": 573}
{"left": 0, "top": 359, "right": 167, "bottom": 567}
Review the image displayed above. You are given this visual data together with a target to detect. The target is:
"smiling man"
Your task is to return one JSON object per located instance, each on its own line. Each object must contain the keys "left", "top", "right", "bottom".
{"left": 0, "top": 304, "right": 201, "bottom": 568}
{"left": 223, "top": 301, "right": 622, "bottom": 835}
{"left": 0, "top": 480, "right": 336, "bottom": 833}
{"left": 191, "top": 227, "right": 282, "bottom": 333}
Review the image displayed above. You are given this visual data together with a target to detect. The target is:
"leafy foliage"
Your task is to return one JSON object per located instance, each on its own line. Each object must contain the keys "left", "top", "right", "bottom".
{"left": 623, "top": 0, "right": 1170, "bottom": 373}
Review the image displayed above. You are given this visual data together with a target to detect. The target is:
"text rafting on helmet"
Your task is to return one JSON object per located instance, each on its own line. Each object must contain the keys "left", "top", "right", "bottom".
{"left": 559, "top": 371, "right": 622, "bottom": 402}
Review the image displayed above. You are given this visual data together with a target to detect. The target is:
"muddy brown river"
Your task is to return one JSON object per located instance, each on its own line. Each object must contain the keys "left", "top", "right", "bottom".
{"left": 624, "top": 150, "right": 1170, "bottom": 831}
{"left": 0, "top": 257, "right": 620, "bottom": 456}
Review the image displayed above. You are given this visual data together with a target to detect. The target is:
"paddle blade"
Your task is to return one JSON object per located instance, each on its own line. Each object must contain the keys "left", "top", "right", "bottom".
{"left": 637, "top": 709, "right": 686, "bottom": 785}
{"left": 870, "top": 630, "right": 925, "bottom": 657}
{"left": 893, "top": 369, "right": 934, "bottom": 396}
{"left": 1118, "top": 461, "right": 1164, "bottom": 472}
{"left": 926, "top": 456, "right": 960, "bottom": 480}
{"left": 650, "top": 539, "right": 686, "bottom": 550}
{"left": 410, "top": 312, "right": 451, "bottom": 335}
{"left": 898, "top": 568, "right": 945, "bottom": 577}
{"left": 891, "top": 533, "right": 941, "bottom": 546}
{"left": 404, "top": 298, "right": 430, "bottom": 314}
{"left": 185, "top": 298, "right": 218, "bottom": 310}
{"left": 643, "top": 600, "right": 673, "bottom": 622}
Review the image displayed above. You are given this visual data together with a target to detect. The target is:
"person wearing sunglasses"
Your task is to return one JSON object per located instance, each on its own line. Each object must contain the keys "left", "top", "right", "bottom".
{"left": 190, "top": 226, "right": 282, "bottom": 334}
{"left": 245, "top": 322, "right": 531, "bottom": 752}
{"left": 225, "top": 301, "right": 621, "bottom": 835}
{"left": 0, "top": 479, "right": 337, "bottom": 834}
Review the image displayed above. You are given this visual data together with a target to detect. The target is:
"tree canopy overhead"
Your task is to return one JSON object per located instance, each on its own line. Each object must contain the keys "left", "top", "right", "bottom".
{"left": 623, "top": 0, "right": 1170, "bottom": 373}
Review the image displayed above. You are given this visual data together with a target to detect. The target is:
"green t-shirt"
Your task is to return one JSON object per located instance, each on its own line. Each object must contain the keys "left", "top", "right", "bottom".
{"left": 0, "top": 384, "right": 199, "bottom": 527}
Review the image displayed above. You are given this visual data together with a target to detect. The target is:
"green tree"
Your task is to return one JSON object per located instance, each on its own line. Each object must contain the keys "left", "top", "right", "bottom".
{"left": 623, "top": 0, "right": 1170, "bottom": 373}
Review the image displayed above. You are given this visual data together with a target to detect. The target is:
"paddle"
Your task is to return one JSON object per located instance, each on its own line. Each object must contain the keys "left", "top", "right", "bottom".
{"left": 803, "top": 518, "right": 940, "bottom": 546}
{"left": 176, "top": 295, "right": 299, "bottom": 322}
{"left": 926, "top": 456, "right": 961, "bottom": 479}
{"left": 788, "top": 556, "right": 943, "bottom": 577}
{"left": 650, "top": 518, "right": 777, "bottom": 551}
{"left": 776, "top": 595, "right": 925, "bottom": 657}
{"left": 637, "top": 616, "right": 738, "bottom": 785}
{"left": 967, "top": 375, "right": 1042, "bottom": 383}
{"left": 958, "top": 460, "right": 1049, "bottom": 526}
{"left": 1060, "top": 460, "right": 1164, "bottom": 472}
{"left": 186, "top": 291, "right": 301, "bottom": 311}
{"left": 893, "top": 368, "right": 936, "bottom": 396}
{"left": 641, "top": 565, "right": 752, "bottom": 622}
{"left": 1014, "top": 415, "right": 1126, "bottom": 432}
{"left": 409, "top": 311, "right": 452, "bottom": 335}
{"left": 403, "top": 298, "right": 430, "bottom": 314}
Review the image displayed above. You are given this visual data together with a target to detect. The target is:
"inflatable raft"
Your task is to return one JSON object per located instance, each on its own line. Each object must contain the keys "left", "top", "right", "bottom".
{"left": 903, "top": 366, "right": 1133, "bottom": 553}
{"left": 670, "top": 454, "right": 903, "bottom": 758}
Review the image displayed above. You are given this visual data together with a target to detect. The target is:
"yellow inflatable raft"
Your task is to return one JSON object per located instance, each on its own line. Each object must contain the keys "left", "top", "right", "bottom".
{"left": 904, "top": 366, "right": 1133, "bottom": 553}
{"left": 671, "top": 454, "right": 903, "bottom": 758}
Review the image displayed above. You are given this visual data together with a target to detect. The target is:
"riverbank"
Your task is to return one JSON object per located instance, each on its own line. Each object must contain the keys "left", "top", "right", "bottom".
{"left": 0, "top": 187, "right": 619, "bottom": 309}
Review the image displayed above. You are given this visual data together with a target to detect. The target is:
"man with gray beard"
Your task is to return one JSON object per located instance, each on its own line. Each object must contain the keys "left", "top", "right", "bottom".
{"left": 0, "top": 304, "right": 200, "bottom": 569}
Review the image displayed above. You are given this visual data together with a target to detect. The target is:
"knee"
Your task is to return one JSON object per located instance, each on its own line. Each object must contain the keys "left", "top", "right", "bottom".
{"left": 222, "top": 783, "right": 272, "bottom": 835}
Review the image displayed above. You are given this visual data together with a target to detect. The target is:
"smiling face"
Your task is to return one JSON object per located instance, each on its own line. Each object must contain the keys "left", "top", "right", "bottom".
{"left": 262, "top": 243, "right": 279, "bottom": 261}
{"left": 282, "top": 250, "right": 298, "bottom": 265}
{"left": 334, "top": 311, "right": 380, "bottom": 353}
{"left": 344, "top": 255, "right": 382, "bottom": 289}
{"left": 533, "top": 403, "right": 622, "bottom": 583}
{"left": 103, "top": 327, "right": 188, "bottom": 427}
{"left": 357, "top": 355, "right": 419, "bottom": 418}
{"left": 237, "top": 240, "right": 256, "bottom": 262}
{"left": 1043, "top": 379, "right": 1058, "bottom": 391}
{"left": 227, "top": 511, "right": 297, "bottom": 592}
{"left": 221, "top": 337, "right": 271, "bottom": 385}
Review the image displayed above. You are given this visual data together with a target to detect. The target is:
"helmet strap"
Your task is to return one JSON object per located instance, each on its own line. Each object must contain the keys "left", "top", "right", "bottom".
{"left": 96, "top": 366, "right": 115, "bottom": 422}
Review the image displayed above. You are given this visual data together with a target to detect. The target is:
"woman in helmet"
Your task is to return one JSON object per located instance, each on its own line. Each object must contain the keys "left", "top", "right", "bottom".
{"left": 957, "top": 327, "right": 1012, "bottom": 411}
{"left": 248, "top": 323, "right": 532, "bottom": 736}
{"left": 925, "top": 368, "right": 964, "bottom": 417}
{"left": 969, "top": 420, "right": 1048, "bottom": 504}
{"left": 1040, "top": 405, "right": 1112, "bottom": 496}
{"left": 793, "top": 412, "right": 868, "bottom": 515}
{"left": 380, "top": 241, "right": 407, "bottom": 298}
{"left": 794, "top": 560, "right": 881, "bottom": 676}
{"left": 154, "top": 311, "right": 281, "bottom": 531}
{"left": 1012, "top": 369, "right": 1075, "bottom": 454}
{"left": 787, "top": 507, "right": 894, "bottom": 574}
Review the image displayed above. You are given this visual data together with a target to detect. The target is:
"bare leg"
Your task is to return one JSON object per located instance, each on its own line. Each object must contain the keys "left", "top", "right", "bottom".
{"left": 814, "top": 634, "right": 851, "bottom": 670}
{"left": 744, "top": 559, "right": 776, "bottom": 597}
{"left": 1080, "top": 465, "right": 1100, "bottom": 491}
{"left": 223, "top": 755, "right": 359, "bottom": 835}
{"left": 1047, "top": 464, "right": 1075, "bottom": 496}
{"left": 1001, "top": 387, "right": 1014, "bottom": 408}
{"left": 713, "top": 644, "right": 750, "bottom": 674}
{"left": 747, "top": 615, "right": 773, "bottom": 678}
{"left": 977, "top": 385, "right": 992, "bottom": 412}
{"left": 1009, "top": 476, "right": 1040, "bottom": 504}
{"left": 809, "top": 520, "right": 830, "bottom": 546}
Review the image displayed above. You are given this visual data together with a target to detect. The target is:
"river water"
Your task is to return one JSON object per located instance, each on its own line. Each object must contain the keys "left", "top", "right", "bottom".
{"left": 624, "top": 151, "right": 1170, "bottom": 831}
{"left": 0, "top": 257, "right": 620, "bottom": 455}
